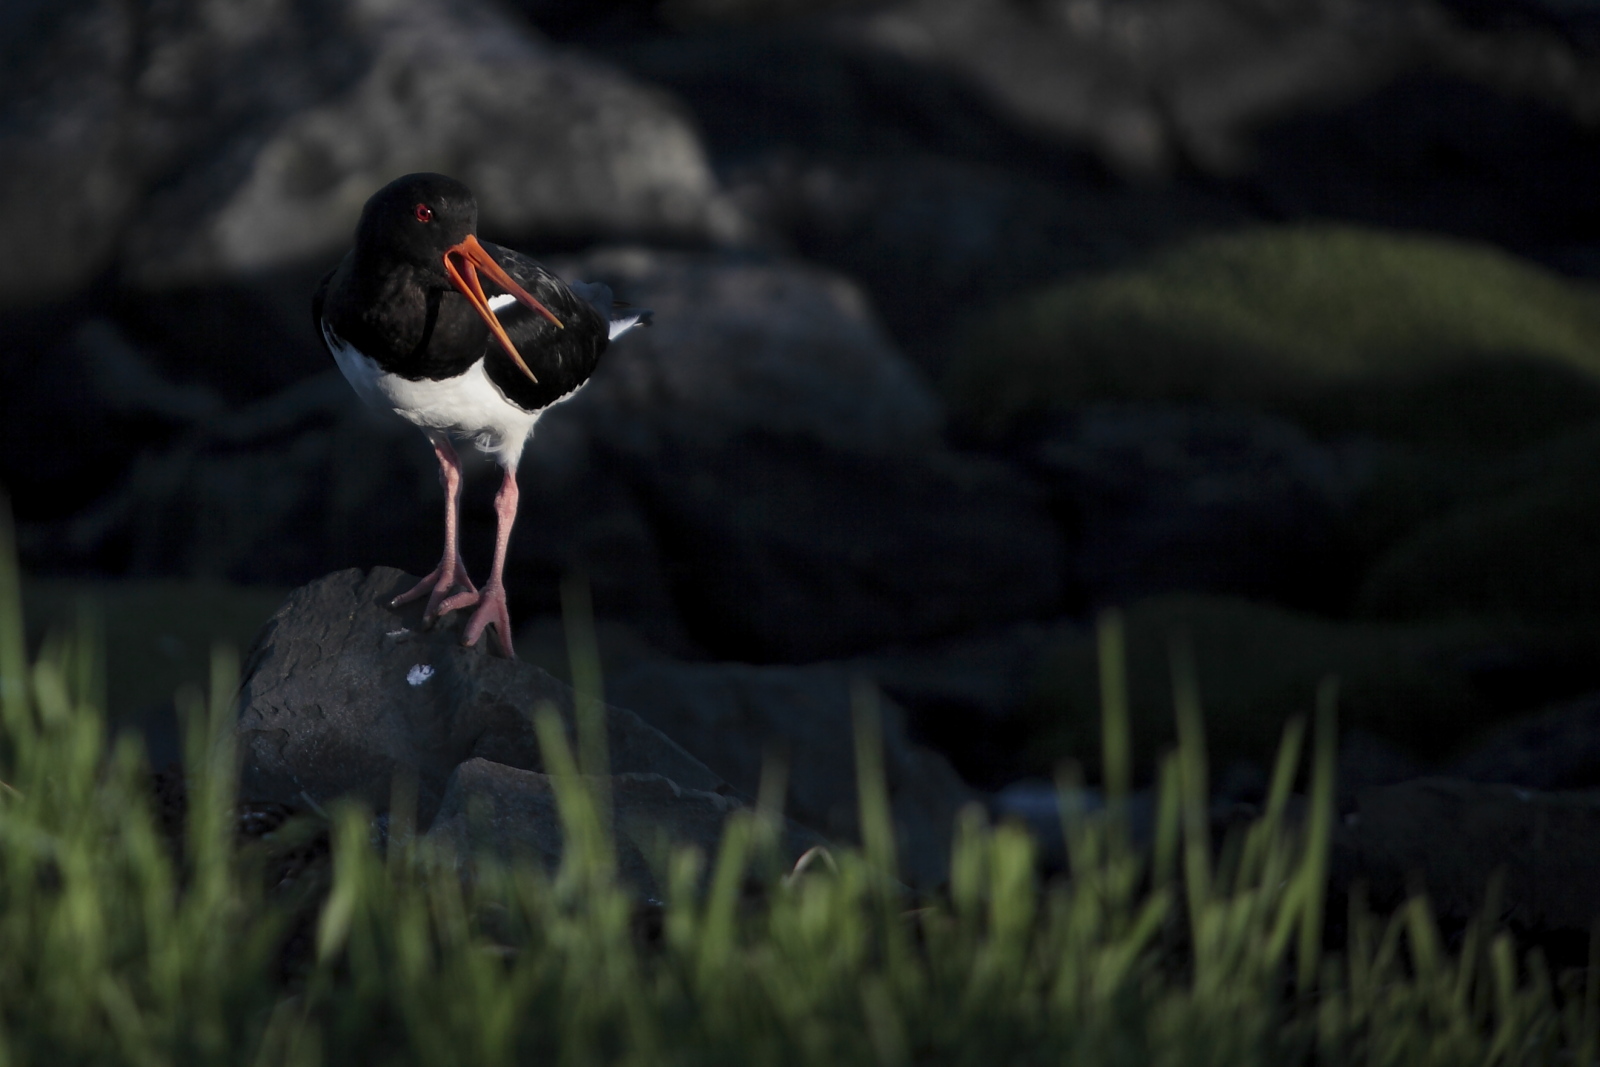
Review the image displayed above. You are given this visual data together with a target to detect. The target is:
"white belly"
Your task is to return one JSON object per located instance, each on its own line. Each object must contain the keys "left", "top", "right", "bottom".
{"left": 324, "top": 322, "right": 543, "bottom": 465}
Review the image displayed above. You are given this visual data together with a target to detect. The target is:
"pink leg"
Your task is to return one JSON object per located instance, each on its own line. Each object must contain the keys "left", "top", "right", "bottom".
{"left": 443, "top": 463, "right": 518, "bottom": 657}
{"left": 390, "top": 431, "right": 480, "bottom": 621}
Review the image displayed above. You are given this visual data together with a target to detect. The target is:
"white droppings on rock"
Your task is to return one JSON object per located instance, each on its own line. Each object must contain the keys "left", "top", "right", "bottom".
{"left": 386, "top": 628, "right": 410, "bottom": 638}
{"left": 407, "top": 664, "right": 435, "bottom": 686}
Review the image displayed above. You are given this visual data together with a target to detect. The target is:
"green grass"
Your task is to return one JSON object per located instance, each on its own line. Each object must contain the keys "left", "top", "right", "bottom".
{"left": 1, "top": 511, "right": 1598, "bottom": 1063}
{"left": 945, "top": 225, "right": 1600, "bottom": 452}
{"left": 19, "top": 578, "right": 288, "bottom": 728}
{"left": 1022, "top": 596, "right": 1600, "bottom": 781}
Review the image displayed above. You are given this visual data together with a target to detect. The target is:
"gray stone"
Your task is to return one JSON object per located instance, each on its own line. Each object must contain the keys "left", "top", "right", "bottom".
{"left": 119, "top": 0, "right": 746, "bottom": 288}
{"left": 606, "top": 660, "right": 980, "bottom": 888}
{"left": 236, "top": 566, "right": 726, "bottom": 827}
{"left": 424, "top": 759, "right": 824, "bottom": 896}
{"left": 848, "top": 0, "right": 1417, "bottom": 178}
{"left": 0, "top": 0, "right": 742, "bottom": 304}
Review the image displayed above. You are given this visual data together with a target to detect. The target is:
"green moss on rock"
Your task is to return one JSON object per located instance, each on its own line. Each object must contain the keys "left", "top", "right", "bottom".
{"left": 947, "top": 226, "right": 1600, "bottom": 451}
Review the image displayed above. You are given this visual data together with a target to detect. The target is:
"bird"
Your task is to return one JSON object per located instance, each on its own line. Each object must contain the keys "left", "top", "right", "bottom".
{"left": 313, "top": 172, "right": 649, "bottom": 657}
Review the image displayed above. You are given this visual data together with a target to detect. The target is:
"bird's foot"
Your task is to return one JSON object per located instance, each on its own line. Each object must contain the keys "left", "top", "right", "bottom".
{"left": 390, "top": 554, "right": 479, "bottom": 623}
{"left": 460, "top": 582, "right": 514, "bottom": 658}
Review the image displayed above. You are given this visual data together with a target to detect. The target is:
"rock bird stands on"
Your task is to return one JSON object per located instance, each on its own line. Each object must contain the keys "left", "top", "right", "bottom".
{"left": 314, "top": 173, "right": 649, "bottom": 657}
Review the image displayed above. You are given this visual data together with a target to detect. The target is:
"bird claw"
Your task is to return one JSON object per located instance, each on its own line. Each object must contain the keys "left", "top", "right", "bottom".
{"left": 460, "top": 584, "right": 514, "bottom": 658}
{"left": 390, "top": 555, "right": 478, "bottom": 623}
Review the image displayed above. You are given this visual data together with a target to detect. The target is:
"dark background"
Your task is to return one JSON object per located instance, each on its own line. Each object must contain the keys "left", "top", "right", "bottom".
{"left": 5, "top": 0, "right": 1600, "bottom": 799}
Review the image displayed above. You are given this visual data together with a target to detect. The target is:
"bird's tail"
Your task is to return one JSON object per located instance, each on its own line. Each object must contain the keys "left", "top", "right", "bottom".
{"left": 606, "top": 307, "right": 652, "bottom": 340}
{"left": 568, "top": 280, "right": 653, "bottom": 341}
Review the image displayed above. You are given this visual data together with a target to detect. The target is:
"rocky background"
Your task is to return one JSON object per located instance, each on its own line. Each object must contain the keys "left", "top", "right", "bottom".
{"left": 6, "top": 0, "right": 1600, "bottom": 905}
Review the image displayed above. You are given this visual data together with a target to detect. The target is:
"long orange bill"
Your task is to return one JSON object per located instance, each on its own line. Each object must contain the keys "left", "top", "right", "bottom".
{"left": 442, "top": 233, "right": 563, "bottom": 384}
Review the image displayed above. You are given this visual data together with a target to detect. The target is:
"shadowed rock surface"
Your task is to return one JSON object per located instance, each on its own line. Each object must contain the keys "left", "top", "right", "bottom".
{"left": 236, "top": 567, "right": 726, "bottom": 828}
{"left": 1335, "top": 778, "right": 1600, "bottom": 933}
{"left": 1448, "top": 691, "right": 1600, "bottom": 790}
{"left": 424, "top": 760, "right": 825, "bottom": 897}
{"left": 0, "top": 0, "right": 741, "bottom": 305}
{"left": 607, "top": 660, "right": 981, "bottom": 888}
{"left": 238, "top": 567, "right": 981, "bottom": 888}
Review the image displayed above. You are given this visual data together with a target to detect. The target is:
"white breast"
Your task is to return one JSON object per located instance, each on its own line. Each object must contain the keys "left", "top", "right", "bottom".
{"left": 323, "top": 321, "right": 543, "bottom": 467}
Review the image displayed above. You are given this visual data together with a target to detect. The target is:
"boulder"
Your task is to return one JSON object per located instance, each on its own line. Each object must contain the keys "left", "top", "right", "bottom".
{"left": 424, "top": 760, "right": 823, "bottom": 896}
{"left": 1448, "top": 691, "right": 1600, "bottom": 791}
{"left": 941, "top": 226, "right": 1600, "bottom": 452}
{"left": 1031, "top": 404, "right": 1372, "bottom": 612}
{"left": 848, "top": 0, "right": 1413, "bottom": 178}
{"left": 606, "top": 659, "right": 981, "bottom": 888}
{"left": 1358, "top": 426, "right": 1600, "bottom": 621}
{"left": 0, "top": 0, "right": 741, "bottom": 305}
{"left": 517, "top": 613, "right": 1056, "bottom": 792}
{"left": 118, "top": 0, "right": 746, "bottom": 289}
{"left": 534, "top": 248, "right": 1065, "bottom": 659}
{"left": 235, "top": 567, "right": 727, "bottom": 828}
{"left": 0, "top": 0, "right": 142, "bottom": 307}
{"left": 1335, "top": 778, "right": 1600, "bottom": 932}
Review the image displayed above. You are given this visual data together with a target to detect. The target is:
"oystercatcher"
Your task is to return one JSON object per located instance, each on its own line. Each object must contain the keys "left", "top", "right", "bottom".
{"left": 313, "top": 173, "right": 649, "bottom": 657}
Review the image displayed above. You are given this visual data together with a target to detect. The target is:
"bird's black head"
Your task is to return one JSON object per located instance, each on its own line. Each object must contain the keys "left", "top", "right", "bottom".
{"left": 347, "top": 172, "right": 567, "bottom": 382}
{"left": 353, "top": 172, "right": 478, "bottom": 275}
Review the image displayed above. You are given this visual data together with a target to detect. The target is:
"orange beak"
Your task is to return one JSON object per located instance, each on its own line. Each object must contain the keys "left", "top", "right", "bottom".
{"left": 442, "top": 233, "right": 563, "bottom": 384}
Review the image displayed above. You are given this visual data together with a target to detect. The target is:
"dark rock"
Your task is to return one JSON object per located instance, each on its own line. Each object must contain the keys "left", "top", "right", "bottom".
{"left": 846, "top": 621, "right": 1058, "bottom": 789}
{"left": 424, "top": 760, "right": 823, "bottom": 896}
{"left": 1449, "top": 691, "right": 1600, "bottom": 790}
{"left": 606, "top": 660, "right": 980, "bottom": 888}
{"left": 18, "top": 365, "right": 429, "bottom": 583}
{"left": 518, "top": 613, "right": 1055, "bottom": 794}
{"left": 0, "top": 0, "right": 741, "bottom": 306}
{"left": 118, "top": 0, "right": 745, "bottom": 289}
{"left": 536, "top": 248, "right": 1065, "bottom": 658}
{"left": 236, "top": 566, "right": 726, "bottom": 827}
{"left": 1249, "top": 71, "right": 1600, "bottom": 262}
{"left": 1031, "top": 404, "right": 1373, "bottom": 612}
{"left": 845, "top": 0, "right": 1413, "bottom": 179}
{"left": 1335, "top": 778, "right": 1600, "bottom": 932}
{"left": 1338, "top": 728, "right": 1425, "bottom": 798}
{"left": 616, "top": 432, "right": 1063, "bottom": 661}
{"left": 1357, "top": 427, "right": 1600, "bottom": 623}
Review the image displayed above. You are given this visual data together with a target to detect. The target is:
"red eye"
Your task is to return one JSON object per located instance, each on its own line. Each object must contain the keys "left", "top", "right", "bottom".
{"left": 414, "top": 203, "right": 433, "bottom": 223}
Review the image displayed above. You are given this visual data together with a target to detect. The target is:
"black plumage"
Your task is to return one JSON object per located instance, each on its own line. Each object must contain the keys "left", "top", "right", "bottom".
{"left": 312, "top": 172, "right": 649, "bottom": 656}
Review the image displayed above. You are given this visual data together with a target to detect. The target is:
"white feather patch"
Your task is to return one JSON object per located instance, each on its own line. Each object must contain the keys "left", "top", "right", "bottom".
{"left": 322, "top": 321, "right": 541, "bottom": 467}
{"left": 608, "top": 313, "right": 647, "bottom": 341}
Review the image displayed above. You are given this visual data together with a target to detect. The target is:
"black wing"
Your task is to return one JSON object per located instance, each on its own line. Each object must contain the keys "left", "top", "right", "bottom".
{"left": 478, "top": 241, "right": 611, "bottom": 413}
{"left": 311, "top": 267, "right": 335, "bottom": 347}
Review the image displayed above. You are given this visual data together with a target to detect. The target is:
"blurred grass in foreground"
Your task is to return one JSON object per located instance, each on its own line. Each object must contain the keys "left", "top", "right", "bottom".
{"left": 19, "top": 578, "right": 289, "bottom": 728}
{"left": 1, "top": 516, "right": 1597, "bottom": 1064}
